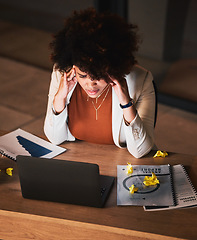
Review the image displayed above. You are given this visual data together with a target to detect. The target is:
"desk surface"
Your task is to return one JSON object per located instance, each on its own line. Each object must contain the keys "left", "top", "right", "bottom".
{"left": 0, "top": 139, "right": 197, "bottom": 239}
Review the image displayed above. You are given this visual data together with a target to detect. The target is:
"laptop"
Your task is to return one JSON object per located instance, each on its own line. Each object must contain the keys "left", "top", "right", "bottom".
{"left": 16, "top": 155, "right": 114, "bottom": 208}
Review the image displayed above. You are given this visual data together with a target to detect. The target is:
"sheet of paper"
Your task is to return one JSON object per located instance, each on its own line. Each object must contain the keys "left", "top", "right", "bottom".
{"left": 0, "top": 128, "right": 66, "bottom": 160}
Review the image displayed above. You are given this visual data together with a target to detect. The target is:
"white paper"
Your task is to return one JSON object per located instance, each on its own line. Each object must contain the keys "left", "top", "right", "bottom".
{"left": 0, "top": 128, "right": 66, "bottom": 160}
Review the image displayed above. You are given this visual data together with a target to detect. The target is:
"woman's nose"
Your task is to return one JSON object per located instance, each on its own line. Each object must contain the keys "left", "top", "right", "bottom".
{"left": 87, "top": 79, "right": 97, "bottom": 86}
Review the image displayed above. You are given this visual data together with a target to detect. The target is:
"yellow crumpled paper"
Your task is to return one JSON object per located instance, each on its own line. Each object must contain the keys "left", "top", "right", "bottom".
{"left": 127, "top": 162, "right": 133, "bottom": 175}
{"left": 153, "top": 150, "right": 168, "bottom": 158}
{"left": 6, "top": 168, "right": 13, "bottom": 176}
{"left": 143, "top": 172, "right": 159, "bottom": 186}
{"left": 129, "top": 184, "right": 138, "bottom": 194}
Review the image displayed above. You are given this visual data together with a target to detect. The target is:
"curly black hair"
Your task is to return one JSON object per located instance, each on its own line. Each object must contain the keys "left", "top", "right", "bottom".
{"left": 50, "top": 8, "right": 140, "bottom": 82}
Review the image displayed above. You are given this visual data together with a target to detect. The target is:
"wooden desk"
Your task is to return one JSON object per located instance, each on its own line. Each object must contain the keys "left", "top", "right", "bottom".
{"left": 0, "top": 140, "right": 197, "bottom": 240}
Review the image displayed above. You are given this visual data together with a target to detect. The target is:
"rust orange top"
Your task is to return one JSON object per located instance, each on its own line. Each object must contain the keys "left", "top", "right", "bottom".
{"left": 68, "top": 84, "right": 114, "bottom": 144}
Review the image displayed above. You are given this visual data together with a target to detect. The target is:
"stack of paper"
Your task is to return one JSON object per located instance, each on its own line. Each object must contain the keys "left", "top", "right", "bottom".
{"left": 117, "top": 164, "right": 197, "bottom": 211}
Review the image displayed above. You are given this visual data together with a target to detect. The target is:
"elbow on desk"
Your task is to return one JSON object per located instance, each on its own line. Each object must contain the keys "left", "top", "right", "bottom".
{"left": 129, "top": 148, "right": 151, "bottom": 159}
{"left": 44, "top": 127, "right": 64, "bottom": 146}
{"left": 128, "top": 141, "right": 154, "bottom": 159}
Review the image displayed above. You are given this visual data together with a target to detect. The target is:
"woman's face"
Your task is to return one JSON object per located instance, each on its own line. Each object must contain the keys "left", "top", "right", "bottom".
{"left": 74, "top": 66, "right": 108, "bottom": 98}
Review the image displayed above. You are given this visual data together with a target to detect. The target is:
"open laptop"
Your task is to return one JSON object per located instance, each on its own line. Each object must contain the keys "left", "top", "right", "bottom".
{"left": 16, "top": 155, "right": 114, "bottom": 208}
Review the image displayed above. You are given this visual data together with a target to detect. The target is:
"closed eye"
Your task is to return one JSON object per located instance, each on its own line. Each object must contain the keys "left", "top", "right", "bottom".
{"left": 78, "top": 73, "right": 87, "bottom": 78}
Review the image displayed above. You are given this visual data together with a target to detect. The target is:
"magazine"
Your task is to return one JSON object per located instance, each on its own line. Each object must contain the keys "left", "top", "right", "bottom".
{"left": 117, "top": 164, "right": 175, "bottom": 206}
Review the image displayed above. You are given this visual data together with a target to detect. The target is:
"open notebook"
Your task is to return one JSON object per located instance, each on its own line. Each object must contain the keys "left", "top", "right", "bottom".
{"left": 144, "top": 164, "right": 197, "bottom": 211}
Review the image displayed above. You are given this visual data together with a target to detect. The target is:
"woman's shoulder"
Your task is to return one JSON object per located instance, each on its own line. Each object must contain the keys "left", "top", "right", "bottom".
{"left": 51, "top": 65, "right": 62, "bottom": 81}
{"left": 126, "top": 64, "right": 153, "bottom": 84}
{"left": 125, "top": 65, "right": 153, "bottom": 96}
{"left": 130, "top": 64, "right": 150, "bottom": 77}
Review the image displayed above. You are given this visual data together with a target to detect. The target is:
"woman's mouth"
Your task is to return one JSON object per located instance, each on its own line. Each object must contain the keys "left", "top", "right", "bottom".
{"left": 86, "top": 89, "right": 99, "bottom": 96}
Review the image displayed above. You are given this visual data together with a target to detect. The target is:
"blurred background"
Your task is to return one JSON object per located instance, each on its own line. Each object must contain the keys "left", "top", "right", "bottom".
{"left": 0, "top": 0, "right": 197, "bottom": 155}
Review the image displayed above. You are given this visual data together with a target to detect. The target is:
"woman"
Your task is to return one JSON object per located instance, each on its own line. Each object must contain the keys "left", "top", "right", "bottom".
{"left": 44, "top": 8, "right": 155, "bottom": 158}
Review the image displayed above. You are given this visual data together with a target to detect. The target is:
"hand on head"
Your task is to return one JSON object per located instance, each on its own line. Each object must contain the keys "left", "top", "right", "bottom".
{"left": 53, "top": 67, "right": 77, "bottom": 114}
{"left": 109, "top": 76, "right": 130, "bottom": 106}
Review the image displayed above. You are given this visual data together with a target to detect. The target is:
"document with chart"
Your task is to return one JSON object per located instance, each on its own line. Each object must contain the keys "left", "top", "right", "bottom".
{"left": 0, "top": 128, "right": 66, "bottom": 160}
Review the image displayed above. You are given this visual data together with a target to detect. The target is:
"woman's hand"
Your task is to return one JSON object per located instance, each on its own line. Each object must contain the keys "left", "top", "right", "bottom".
{"left": 109, "top": 76, "right": 136, "bottom": 124}
{"left": 109, "top": 76, "right": 130, "bottom": 105}
{"left": 53, "top": 68, "right": 77, "bottom": 114}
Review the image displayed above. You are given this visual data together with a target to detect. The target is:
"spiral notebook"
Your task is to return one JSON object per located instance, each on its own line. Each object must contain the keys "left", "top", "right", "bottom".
{"left": 117, "top": 164, "right": 176, "bottom": 206}
{"left": 0, "top": 128, "right": 66, "bottom": 160}
{"left": 144, "top": 164, "right": 197, "bottom": 211}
